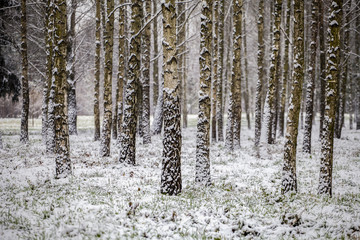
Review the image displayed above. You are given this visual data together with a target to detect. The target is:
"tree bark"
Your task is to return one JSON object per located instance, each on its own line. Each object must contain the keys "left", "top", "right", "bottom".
{"left": 282, "top": 0, "right": 304, "bottom": 194}
{"left": 94, "top": 0, "right": 101, "bottom": 141}
{"left": 318, "top": 0, "right": 342, "bottom": 196}
{"left": 211, "top": 1, "right": 218, "bottom": 142}
{"left": 54, "top": 0, "right": 71, "bottom": 178}
{"left": 152, "top": 1, "right": 159, "bottom": 114}
{"left": 100, "top": 0, "right": 114, "bottom": 157}
{"left": 195, "top": 0, "right": 212, "bottom": 185}
{"left": 20, "top": 0, "right": 29, "bottom": 144}
{"left": 303, "top": 0, "right": 318, "bottom": 153}
{"left": 119, "top": 0, "right": 142, "bottom": 165}
{"left": 243, "top": 12, "right": 251, "bottom": 130}
{"left": 161, "top": 0, "right": 182, "bottom": 195}
{"left": 318, "top": 0, "right": 326, "bottom": 138}
{"left": 254, "top": 0, "right": 265, "bottom": 147}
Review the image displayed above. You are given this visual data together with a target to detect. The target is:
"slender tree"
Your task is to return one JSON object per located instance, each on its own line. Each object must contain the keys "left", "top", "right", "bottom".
{"left": 20, "top": 0, "right": 29, "bottom": 144}
{"left": 211, "top": 1, "right": 218, "bottom": 142}
{"left": 282, "top": 0, "right": 304, "bottom": 194}
{"left": 243, "top": 11, "right": 251, "bottom": 130}
{"left": 303, "top": 0, "right": 318, "bottom": 153}
{"left": 182, "top": 18, "right": 188, "bottom": 129}
{"left": 119, "top": 0, "right": 142, "bottom": 164}
{"left": 254, "top": 0, "right": 265, "bottom": 147}
{"left": 318, "top": 0, "right": 342, "bottom": 196}
{"left": 279, "top": 0, "right": 291, "bottom": 137}
{"left": 265, "top": 0, "right": 282, "bottom": 144}
{"left": 93, "top": 0, "right": 101, "bottom": 141}
{"left": 195, "top": 0, "right": 212, "bottom": 185}
{"left": 100, "top": 0, "right": 114, "bottom": 157}
{"left": 53, "top": 0, "right": 71, "bottom": 178}
{"left": 152, "top": 1, "right": 159, "bottom": 112}
{"left": 318, "top": 0, "right": 326, "bottom": 137}
{"left": 141, "top": 0, "right": 151, "bottom": 144}
{"left": 116, "top": 0, "right": 126, "bottom": 144}
{"left": 216, "top": 0, "right": 225, "bottom": 141}
{"left": 67, "top": 0, "right": 77, "bottom": 135}
{"left": 160, "top": 0, "right": 182, "bottom": 195}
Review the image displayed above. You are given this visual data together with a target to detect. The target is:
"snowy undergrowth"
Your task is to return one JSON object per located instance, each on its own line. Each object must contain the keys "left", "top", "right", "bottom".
{"left": 0, "top": 117, "right": 359, "bottom": 239}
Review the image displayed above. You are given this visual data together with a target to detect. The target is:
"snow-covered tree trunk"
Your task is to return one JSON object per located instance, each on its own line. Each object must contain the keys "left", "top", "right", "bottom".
{"left": 282, "top": 0, "right": 304, "bottom": 194}
{"left": 152, "top": 1, "right": 159, "bottom": 115}
{"left": 216, "top": 0, "right": 224, "bottom": 142}
{"left": 67, "top": 0, "right": 77, "bottom": 136}
{"left": 254, "top": 0, "right": 265, "bottom": 147}
{"left": 0, "top": 132, "right": 2, "bottom": 149}
{"left": 94, "top": 0, "right": 101, "bottom": 141}
{"left": 46, "top": 0, "right": 56, "bottom": 152}
{"left": 182, "top": 18, "right": 188, "bottom": 129}
{"left": 160, "top": 0, "right": 182, "bottom": 195}
{"left": 243, "top": 12, "right": 251, "bottom": 130}
{"left": 54, "top": 0, "right": 71, "bottom": 178}
{"left": 211, "top": 1, "right": 218, "bottom": 142}
{"left": 100, "top": 0, "right": 114, "bottom": 157}
{"left": 265, "top": 0, "right": 282, "bottom": 145}
{"left": 279, "top": 0, "right": 291, "bottom": 138}
{"left": 151, "top": 77, "right": 163, "bottom": 135}
{"left": 20, "top": 0, "right": 29, "bottom": 144}
{"left": 231, "top": 0, "right": 242, "bottom": 150}
{"left": 318, "top": 0, "right": 342, "bottom": 196}
{"left": 195, "top": 0, "right": 212, "bottom": 185}
{"left": 119, "top": 0, "right": 142, "bottom": 165}
{"left": 303, "top": 0, "right": 318, "bottom": 153}
{"left": 115, "top": 0, "right": 126, "bottom": 145}
{"left": 318, "top": 0, "right": 326, "bottom": 138}
{"left": 335, "top": 1, "right": 350, "bottom": 139}
{"left": 141, "top": 0, "right": 151, "bottom": 145}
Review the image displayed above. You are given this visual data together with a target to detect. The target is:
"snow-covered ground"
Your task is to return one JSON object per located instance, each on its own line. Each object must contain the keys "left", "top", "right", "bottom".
{"left": 0, "top": 116, "right": 359, "bottom": 239}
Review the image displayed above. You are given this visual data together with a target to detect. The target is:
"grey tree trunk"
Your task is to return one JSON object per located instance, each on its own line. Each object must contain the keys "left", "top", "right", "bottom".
{"left": 303, "top": 0, "right": 318, "bottom": 153}
{"left": 211, "top": 1, "right": 218, "bottom": 142}
{"left": 318, "top": 0, "right": 342, "bottom": 196}
{"left": 282, "top": 0, "right": 304, "bottom": 194}
{"left": 161, "top": 0, "right": 182, "bottom": 195}
{"left": 243, "top": 12, "right": 251, "bottom": 130}
{"left": 100, "top": 0, "right": 114, "bottom": 157}
{"left": 119, "top": 0, "right": 142, "bottom": 165}
{"left": 195, "top": 0, "right": 212, "bottom": 185}
{"left": 20, "top": 0, "right": 29, "bottom": 144}
{"left": 152, "top": 1, "right": 159, "bottom": 114}
{"left": 318, "top": 0, "right": 326, "bottom": 138}
{"left": 54, "top": 0, "right": 72, "bottom": 178}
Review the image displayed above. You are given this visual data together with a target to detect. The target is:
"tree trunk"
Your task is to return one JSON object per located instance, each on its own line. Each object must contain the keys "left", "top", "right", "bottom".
{"left": 141, "top": 0, "right": 151, "bottom": 144}
{"left": 279, "top": 0, "right": 291, "bottom": 137}
{"left": 318, "top": 0, "right": 326, "bottom": 138}
{"left": 282, "top": 0, "right": 304, "bottom": 194}
{"left": 119, "top": 0, "right": 142, "bottom": 165}
{"left": 94, "top": 0, "right": 101, "bottom": 141}
{"left": 216, "top": 0, "right": 225, "bottom": 141}
{"left": 100, "top": 0, "right": 114, "bottom": 157}
{"left": 182, "top": 18, "right": 188, "bottom": 129}
{"left": 211, "top": 1, "right": 218, "bottom": 142}
{"left": 318, "top": 0, "right": 342, "bottom": 196}
{"left": 54, "top": 0, "right": 71, "bottom": 178}
{"left": 20, "top": 0, "right": 29, "bottom": 144}
{"left": 243, "top": 12, "right": 251, "bottom": 130}
{"left": 254, "top": 0, "right": 265, "bottom": 147}
{"left": 303, "top": 0, "right": 318, "bottom": 153}
{"left": 161, "top": 0, "right": 182, "bottom": 195}
{"left": 195, "top": 0, "right": 212, "bottom": 185}
{"left": 152, "top": 1, "right": 159, "bottom": 114}
{"left": 266, "top": 0, "right": 282, "bottom": 144}
{"left": 116, "top": 0, "right": 126, "bottom": 145}
{"left": 67, "top": 0, "right": 77, "bottom": 136}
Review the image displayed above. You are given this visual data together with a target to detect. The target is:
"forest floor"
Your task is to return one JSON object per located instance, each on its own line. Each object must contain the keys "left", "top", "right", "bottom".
{"left": 0, "top": 116, "right": 360, "bottom": 239}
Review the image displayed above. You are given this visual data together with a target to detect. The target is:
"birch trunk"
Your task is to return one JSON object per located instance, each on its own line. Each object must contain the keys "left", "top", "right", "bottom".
{"left": 282, "top": 0, "right": 304, "bottom": 194}
{"left": 211, "top": 1, "right": 218, "bottom": 142}
{"left": 319, "top": 0, "right": 326, "bottom": 138}
{"left": 94, "top": 0, "right": 101, "bottom": 141}
{"left": 152, "top": 1, "right": 159, "bottom": 112}
{"left": 216, "top": 0, "right": 224, "bottom": 141}
{"left": 161, "top": 0, "right": 182, "bottom": 195}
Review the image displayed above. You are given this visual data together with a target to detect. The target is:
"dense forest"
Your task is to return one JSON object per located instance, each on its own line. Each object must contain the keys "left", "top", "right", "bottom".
{"left": 0, "top": 0, "right": 360, "bottom": 238}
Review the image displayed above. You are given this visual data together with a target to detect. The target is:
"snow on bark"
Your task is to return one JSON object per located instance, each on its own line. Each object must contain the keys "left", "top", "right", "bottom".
{"left": 216, "top": 0, "right": 224, "bottom": 141}
{"left": 303, "top": 0, "right": 318, "bottom": 154}
{"left": 53, "top": 0, "right": 72, "bottom": 178}
{"left": 20, "top": 0, "right": 29, "bottom": 144}
{"left": 161, "top": 0, "right": 182, "bottom": 195}
{"left": 151, "top": 77, "right": 164, "bottom": 135}
{"left": 211, "top": 1, "right": 218, "bottom": 143}
{"left": 243, "top": 12, "right": 251, "bottom": 131}
{"left": 141, "top": 0, "right": 151, "bottom": 145}
{"left": 319, "top": 0, "right": 326, "bottom": 138}
{"left": 119, "top": 0, "right": 142, "bottom": 165}
{"left": 152, "top": 1, "right": 159, "bottom": 113}
{"left": 93, "top": 0, "right": 101, "bottom": 141}
{"left": 318, "top": 0, "right": 342, "bottom": 196}
{"left": 100, "top": 0, "right": 114, "bottom": 157}
{"left": 282, "top": 0, "right": 304, "bottom": 194}
{"left": 254, "top": 0, "right": 265, "bottom": 147}
{"left": 195, "top": 0, "right": 212, "bottom": 186}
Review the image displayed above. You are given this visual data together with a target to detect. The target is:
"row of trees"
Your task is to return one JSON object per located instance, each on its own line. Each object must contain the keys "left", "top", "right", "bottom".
{"left": 1, "top": 0, "right": 360, "bottom": 196}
